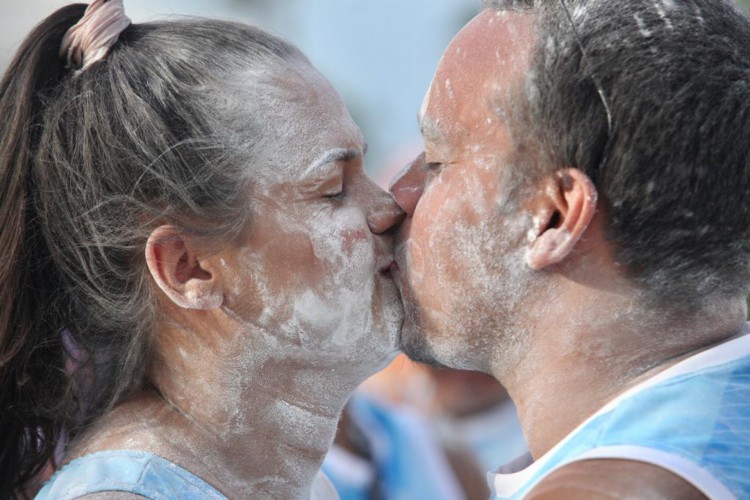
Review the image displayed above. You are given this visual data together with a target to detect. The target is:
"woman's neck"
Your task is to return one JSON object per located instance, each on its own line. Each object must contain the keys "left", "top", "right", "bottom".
{"left": 69, "top": 320, "right": 367, "bottom": 499}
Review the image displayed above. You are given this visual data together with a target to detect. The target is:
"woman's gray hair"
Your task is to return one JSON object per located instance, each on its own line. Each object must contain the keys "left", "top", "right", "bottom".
{"left": 0, "top": 4, "right": 306, "bottom": 493}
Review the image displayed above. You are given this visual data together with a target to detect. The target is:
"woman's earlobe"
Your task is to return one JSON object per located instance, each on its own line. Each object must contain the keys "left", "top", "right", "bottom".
{"left": 145, "top": 226, "right": 224, "bottom": 310}
{"left": 524, "top": 169, "right": 597, "bottom": 271}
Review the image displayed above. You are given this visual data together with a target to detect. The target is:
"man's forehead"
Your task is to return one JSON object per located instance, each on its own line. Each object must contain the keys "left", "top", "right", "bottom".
{"left": 445, "top": 9, "right": 535, "bottom": 77}
{"left": 428, "top": 9, "right": 535, "bottom": 107}
{"left": 421, "top": 9, "right": 535, "bottom": 143}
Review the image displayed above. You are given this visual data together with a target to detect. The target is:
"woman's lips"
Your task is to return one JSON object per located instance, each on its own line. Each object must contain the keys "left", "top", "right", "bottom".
{"left": 378, "top": 261, "right": 397, "bottom": 278}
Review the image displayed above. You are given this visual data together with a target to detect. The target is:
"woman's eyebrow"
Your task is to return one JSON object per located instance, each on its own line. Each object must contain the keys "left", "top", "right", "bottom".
{"left": 301, "top": 148, "right": 361, "bottom": 179}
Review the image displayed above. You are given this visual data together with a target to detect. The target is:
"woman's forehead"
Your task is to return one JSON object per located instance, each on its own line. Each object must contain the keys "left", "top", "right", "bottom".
{"left": 225, "top": 63, "right": 364, "bottom": 183}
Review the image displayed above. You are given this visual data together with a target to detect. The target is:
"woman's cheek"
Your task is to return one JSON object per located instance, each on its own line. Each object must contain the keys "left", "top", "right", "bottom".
{"left": 340, "top": 228, "right": 370, "bottom": 259}
{"left": 312, "top": 208, "right": 375, "bottom": 286}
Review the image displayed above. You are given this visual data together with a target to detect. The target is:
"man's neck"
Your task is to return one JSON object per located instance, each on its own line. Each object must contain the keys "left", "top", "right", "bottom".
{"left": 499, "top": 287, "right": 747, "bottom": 459}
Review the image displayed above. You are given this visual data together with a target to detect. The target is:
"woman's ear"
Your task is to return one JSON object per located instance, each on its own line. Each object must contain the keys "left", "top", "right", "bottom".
{"left": 525, "top": 168, "right": 598, "bottom": 271}
{"left": 145, "top": 225, "right": 223, "bottom": 310}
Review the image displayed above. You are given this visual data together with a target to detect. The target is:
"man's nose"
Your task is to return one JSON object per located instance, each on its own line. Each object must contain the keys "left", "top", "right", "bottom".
{"left": 389, "top": 153, "right": 428, "bottom": 216}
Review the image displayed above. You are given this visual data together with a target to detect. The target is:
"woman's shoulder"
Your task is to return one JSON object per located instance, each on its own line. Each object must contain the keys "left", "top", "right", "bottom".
{"left": 77, "top": 494, "right": 146, "bottom": 500}
{"left": 35, "top": 450, "right": 227, "bottom": 500}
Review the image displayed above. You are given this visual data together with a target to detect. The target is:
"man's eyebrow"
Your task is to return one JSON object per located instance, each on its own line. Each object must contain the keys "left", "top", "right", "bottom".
{"left": 301, "top": 148, "right": 361, "bottom": 179}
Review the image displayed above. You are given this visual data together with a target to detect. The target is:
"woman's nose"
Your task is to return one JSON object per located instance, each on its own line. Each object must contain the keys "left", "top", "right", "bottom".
{"left": 389, "top": 153, "right": 427, "bottom": 216}
{"left": 367, "top": 190, "right": 406, "bottom": 235}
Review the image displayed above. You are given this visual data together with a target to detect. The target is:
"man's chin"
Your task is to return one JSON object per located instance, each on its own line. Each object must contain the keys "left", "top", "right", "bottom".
{"left": 391, "top": 260, "right": 448, "bottom": 367}
{"left": 397, "top": 317, "right": 448, "bottom": 369}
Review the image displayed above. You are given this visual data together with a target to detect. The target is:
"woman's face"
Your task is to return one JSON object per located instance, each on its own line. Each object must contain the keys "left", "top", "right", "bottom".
{"left": 219, "top": 62, "right": 404, "bottom": 372}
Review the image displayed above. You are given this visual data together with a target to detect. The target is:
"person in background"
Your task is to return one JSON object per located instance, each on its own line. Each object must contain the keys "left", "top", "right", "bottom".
{"left": 323, "top": 356, "right": 528, "bottom": 500}
{"left": 0, "top": 1, "right": 404, "bottom": 498}
{"left": 323, "top": 389, "right": 473, "bottom": 500}
{"left": 425, "top": 368, "right": 529, "bottom": 474}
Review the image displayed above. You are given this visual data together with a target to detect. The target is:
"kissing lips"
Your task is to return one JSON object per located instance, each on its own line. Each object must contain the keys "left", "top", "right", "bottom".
{"left": 378, "top": 261, "right": 397, "bottom": 279}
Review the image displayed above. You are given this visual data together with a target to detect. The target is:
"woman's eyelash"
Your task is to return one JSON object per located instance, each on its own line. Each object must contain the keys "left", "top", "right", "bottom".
{"left": 324, "top": 189, "right": 345, "bottom": 200}
{"left": 424, "top": 162, "right": 442, "bottom": 171}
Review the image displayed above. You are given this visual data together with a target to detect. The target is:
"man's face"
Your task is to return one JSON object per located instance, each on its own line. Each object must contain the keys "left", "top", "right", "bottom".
{"left": 391, "top": 10, "right": 536, "bottom": 372}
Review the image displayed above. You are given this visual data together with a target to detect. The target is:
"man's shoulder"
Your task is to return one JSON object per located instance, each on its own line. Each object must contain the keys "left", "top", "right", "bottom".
{"left": 526, "top": 459, "right": 707, "bottom": 500}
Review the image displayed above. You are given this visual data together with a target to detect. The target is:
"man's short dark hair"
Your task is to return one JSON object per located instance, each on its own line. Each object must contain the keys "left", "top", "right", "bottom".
{"left": 491, "top": 0, "right": 750, "bottom": 306}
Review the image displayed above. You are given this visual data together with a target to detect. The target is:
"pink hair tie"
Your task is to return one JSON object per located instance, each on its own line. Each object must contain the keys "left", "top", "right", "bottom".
{"left": 60, "top": 0, "right": 131, "bottom": 73}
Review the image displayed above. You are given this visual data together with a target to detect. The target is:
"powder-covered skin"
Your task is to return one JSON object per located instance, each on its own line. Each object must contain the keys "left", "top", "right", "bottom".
{"left": 67, "top": 60, "right": 404, "bottom": 499}
{"left": 218, "top": 63, "right": 405, "bottom": 367}
{"left": 392, "top": 8, "right": 748, "bottom": 465}
{"left": 395, "top": 9, "right": 538, "bottom": 375}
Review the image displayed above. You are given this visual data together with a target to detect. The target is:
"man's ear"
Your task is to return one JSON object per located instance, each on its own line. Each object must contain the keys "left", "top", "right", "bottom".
{"left": 145, "top": 225, "right": 224, "bottom": 310}
{"left": 525, "top": 168, "right": 598, "bottom": 271}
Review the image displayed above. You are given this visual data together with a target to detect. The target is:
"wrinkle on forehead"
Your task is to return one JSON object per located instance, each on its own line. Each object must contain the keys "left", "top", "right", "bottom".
{"left": 422, "top": 9, "right": 535, "bottom": 158}
{"left": 221, "top": 61, "right": 364, "bottom": 187}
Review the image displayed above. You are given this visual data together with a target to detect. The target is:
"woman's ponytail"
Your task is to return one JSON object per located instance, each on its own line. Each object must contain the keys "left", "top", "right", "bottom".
{"left": 0, "top": 5, "right": 86, "bottom": 496}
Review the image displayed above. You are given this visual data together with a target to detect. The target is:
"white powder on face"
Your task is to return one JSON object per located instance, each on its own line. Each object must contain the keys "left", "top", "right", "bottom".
{"left": 445, "top": 78, "right": 454, "bottom": 100}
{"left": 227, "top": 201, "right": 397, "bottom": 370}
{"left": 403, "top": 152, "right": 537, "bottom": 373}
{"left": 225, "top": 63, "right": 361, "bottom": 190}
{"left": 401, "top": 11, "right": 543, "bottom": 373}
{"left": 219, "top": 62, "right": 403, "bottom": 374}
{"left": 292, "top": 204, "right": 401, "bottom": 362}
{"left": 230, "top": 243, "right": 288, "bottom": 330}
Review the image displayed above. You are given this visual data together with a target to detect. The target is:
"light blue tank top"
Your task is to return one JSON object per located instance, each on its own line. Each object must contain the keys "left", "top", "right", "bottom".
{"left": 35, "top": 450, "right": 226, "bottom": 499}
{"left": 36, "top": 449, "right": 339, "bottom": 499}
{"left": 489, "top": 330, "right": 750, "bottom": 499}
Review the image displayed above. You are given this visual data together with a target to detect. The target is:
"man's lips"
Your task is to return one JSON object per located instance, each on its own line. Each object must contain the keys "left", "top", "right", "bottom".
{"left": 387, "top": 260, "right": 407, "bottom": 293}
{"left": 379, "top": 216, "right": 410, "bottom": 283}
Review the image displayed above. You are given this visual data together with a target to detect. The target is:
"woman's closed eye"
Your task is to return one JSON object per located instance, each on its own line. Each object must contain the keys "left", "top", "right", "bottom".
{"left": 324, "top": 187, "right": 345, "bottom": 200}
{"left": 314, "top": 174, "right": 344, "bottom": 199}
{"left": 321, "top": 179, "right": 346, "bottom": 204}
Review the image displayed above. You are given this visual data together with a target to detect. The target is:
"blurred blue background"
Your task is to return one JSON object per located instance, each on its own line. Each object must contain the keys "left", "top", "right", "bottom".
{"left": 0, "top": 0, "right": 480, "bottom": 183}
{"left": 3, "top": 0, "right": 749, "bottom": 182}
